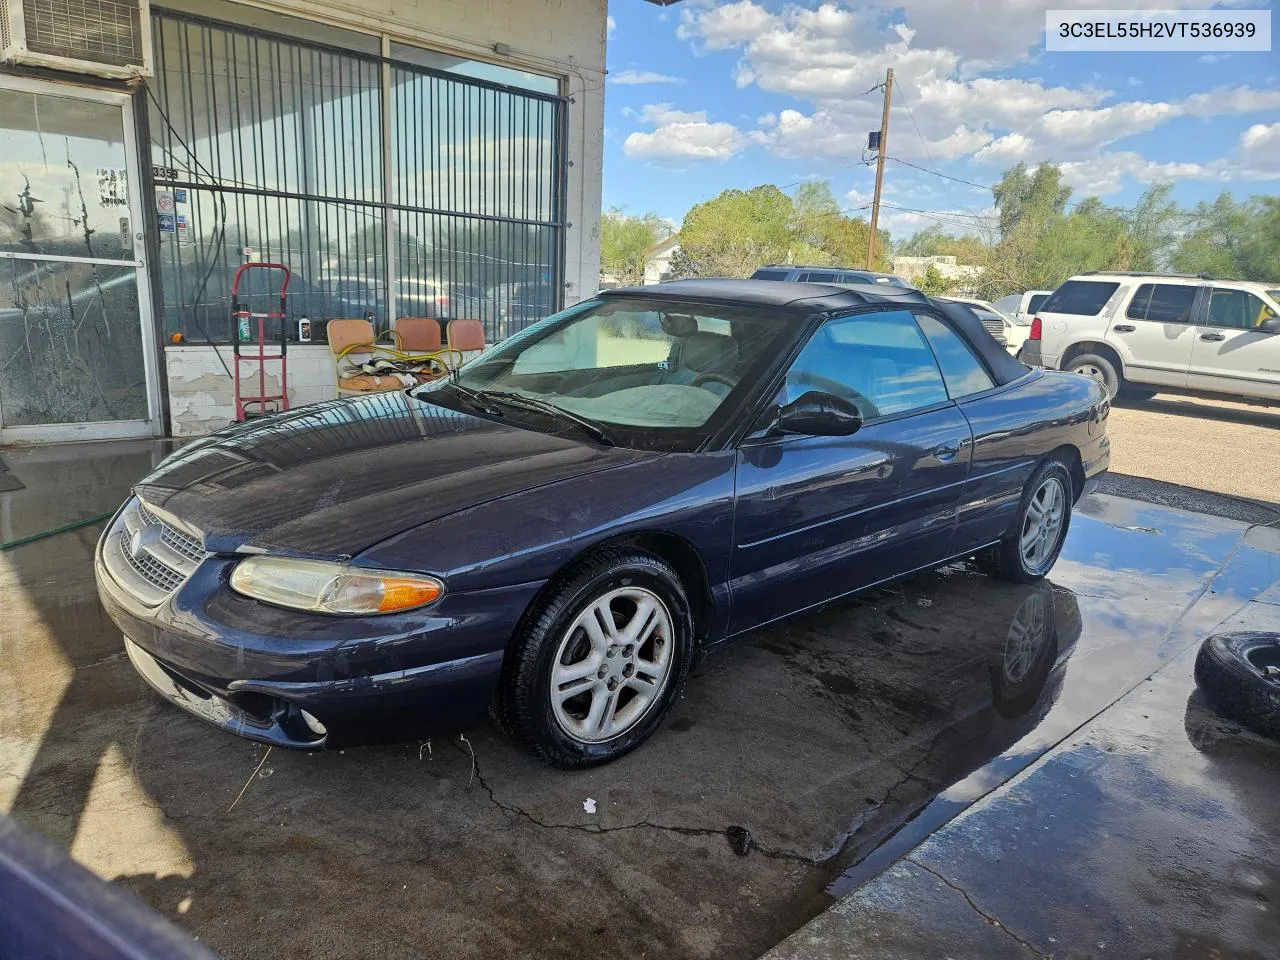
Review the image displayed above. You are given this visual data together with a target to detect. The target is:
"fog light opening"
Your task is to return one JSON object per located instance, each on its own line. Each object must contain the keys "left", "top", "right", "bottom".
{"left": 300, "top": 709, "right": 327, "bottom": 737}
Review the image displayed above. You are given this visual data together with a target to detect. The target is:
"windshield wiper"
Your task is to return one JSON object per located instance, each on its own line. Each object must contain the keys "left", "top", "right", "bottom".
{"left": 479, "top": 391, "right": 616, "bottom": 446}
{"left": 438, "top": 380, "right": 501, "bottom": 414}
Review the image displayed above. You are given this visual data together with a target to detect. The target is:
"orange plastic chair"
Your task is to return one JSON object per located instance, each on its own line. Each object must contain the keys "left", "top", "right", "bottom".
{"left": 393, "top": 317, "right": 442, "bottom": 352}
{"left": 446, "top": 318, "right": 486, "bottom": 356}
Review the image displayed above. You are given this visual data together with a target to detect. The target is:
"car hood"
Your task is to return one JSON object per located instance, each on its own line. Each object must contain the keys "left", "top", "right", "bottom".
{"left": 135, "top": 392, "right": 657, "bottom": 557}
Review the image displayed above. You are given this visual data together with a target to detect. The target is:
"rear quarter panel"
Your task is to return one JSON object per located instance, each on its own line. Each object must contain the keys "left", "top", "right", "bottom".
{"left": 953, "top": 369, "right": 1108, "bottom": 551}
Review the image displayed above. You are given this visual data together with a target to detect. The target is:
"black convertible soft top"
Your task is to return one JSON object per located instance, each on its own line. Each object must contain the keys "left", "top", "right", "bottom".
{"left": 599, "top": 279, "right": 1029, "bottom": 387}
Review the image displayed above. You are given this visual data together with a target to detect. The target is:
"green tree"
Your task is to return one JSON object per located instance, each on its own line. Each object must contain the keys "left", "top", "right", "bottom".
{"left": 992, "top": 162, "right": 1071, "bottom": 238}
{"left": 599, "top": 208, "right": 669, "bottom": 285}
{"left": 1125, "top": 182, "right": 1180, "bottom": 272}
{"left": 676, "top": 185, "right": 795, "bottom": 277}
{"left": 1171, "top": 193, "right": 1280, "bottom": 282}
{"left": 916, "top": 265, "right": 949, "bottom": 296}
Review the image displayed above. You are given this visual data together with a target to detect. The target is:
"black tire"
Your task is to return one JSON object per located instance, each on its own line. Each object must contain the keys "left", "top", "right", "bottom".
{"left": 981, "top": 459, "right": 1074, "bottom": 583}
{"left": 493, "top": 547, "right": 694, "bottom": 769}
{"left": 1066, "top": 352, "right": 1119, "bottom": 397}
{"left": 1194, "top": 633, "right": 1280, "bottom": 741}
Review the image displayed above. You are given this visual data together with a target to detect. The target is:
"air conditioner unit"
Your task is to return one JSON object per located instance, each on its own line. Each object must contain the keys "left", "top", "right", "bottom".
{"left": 2, "top": 0, "right": 152, "bottom": 80}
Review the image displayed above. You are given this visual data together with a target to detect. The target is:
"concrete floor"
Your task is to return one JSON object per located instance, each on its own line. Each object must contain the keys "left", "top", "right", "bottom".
{"left": 1, "top": 440, "right": 1278, "bottom": 959}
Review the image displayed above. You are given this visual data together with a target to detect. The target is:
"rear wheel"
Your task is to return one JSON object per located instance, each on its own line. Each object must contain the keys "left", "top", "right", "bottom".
{"left": 981, "top": 460, "right": 1073, "bottom": 583}
{"left": 493, "top": 548, "right": 693, "bottom": 769}
{"left": 1066, "top": 352, "right": 1119, "bottom": 397}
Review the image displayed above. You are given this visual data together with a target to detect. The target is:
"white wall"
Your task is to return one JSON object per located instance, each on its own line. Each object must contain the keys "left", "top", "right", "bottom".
{"left": 167, "top": 345, "right": 337, "bottom": 436}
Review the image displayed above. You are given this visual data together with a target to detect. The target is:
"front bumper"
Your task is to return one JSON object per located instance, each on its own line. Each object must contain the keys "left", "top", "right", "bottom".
{"left": 96, "top": 511, "right": 538, "bottom": 748}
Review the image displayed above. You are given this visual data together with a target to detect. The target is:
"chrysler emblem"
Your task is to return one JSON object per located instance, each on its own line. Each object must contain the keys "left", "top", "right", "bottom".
{"left": 129, "top": 523, "right": 164, "bottom": 560}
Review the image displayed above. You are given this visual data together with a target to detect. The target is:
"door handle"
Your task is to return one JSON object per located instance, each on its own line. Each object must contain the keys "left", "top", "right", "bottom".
{"left": 1112, "top": 324, "right": 1136, "bottom": 333}
{"left": 1200, "top": 332, "right": 1226, "bottom": 342}
{"left": 933, "top": 441, "right": 962, "bottom": 462}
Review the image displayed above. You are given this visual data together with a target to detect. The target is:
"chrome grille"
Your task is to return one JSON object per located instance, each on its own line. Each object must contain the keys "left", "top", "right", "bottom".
{"left": 117, "top": 530, "right": 185, "bottom": 591}
{"left": 137, "top": 499, "right": 204, "bottom": 563}
{"left": 981, "top": 318, "right": 1007, "bottom": 344}
{"left": 101, "top": 497, "right": 207, "bottom": 606}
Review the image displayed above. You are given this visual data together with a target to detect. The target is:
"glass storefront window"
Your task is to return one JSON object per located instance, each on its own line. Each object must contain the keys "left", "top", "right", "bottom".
{"left": 149, "top": 10, "right": 563, "bottom": 344}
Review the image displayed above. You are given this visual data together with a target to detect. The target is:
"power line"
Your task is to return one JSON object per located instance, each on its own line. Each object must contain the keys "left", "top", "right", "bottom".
{"left": 885, "top": 155, "right": 993, "bottom": 192}
{"left": 893, "top": 85, "right": 985, "bottom": 223}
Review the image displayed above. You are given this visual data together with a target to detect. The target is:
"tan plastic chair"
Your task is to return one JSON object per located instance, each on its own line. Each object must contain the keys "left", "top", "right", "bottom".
{"left": 446, "top": 318, "right": 486, "bottom": 365}
{"left": 328, "top": 318, "right": 404, "bottom": 395}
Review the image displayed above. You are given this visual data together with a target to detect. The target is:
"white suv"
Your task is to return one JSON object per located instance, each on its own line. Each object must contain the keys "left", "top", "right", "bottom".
{"left": 1024, "top": 273, "right": 1280, "bottom": 403}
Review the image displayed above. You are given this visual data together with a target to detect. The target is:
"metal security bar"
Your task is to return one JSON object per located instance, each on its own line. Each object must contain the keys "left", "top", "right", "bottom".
{"left": 147, "top": 8, "right": 565, "bottom": 344}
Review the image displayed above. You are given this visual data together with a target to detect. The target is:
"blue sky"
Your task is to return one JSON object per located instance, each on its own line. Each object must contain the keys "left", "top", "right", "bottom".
{"left": 602, "top": 1, "right": 1279, "bottom": 241}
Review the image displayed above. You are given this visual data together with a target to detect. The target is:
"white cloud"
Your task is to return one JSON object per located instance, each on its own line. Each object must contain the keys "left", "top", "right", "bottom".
{"left": 974, "top": 133, "right": 1035, "bottom": 165}
{"left": 677, "top": 0, "right": 775, "bottom": 51}
{"left": 623, "top": 102, "right": 751, "bottom": 162}
{"left": 607, "top": 15, "right": 616, "bottom": 35}
{"left": 1239, "top": 123, "right": 1280, "bottom": 174}
{"left": 608, "top": 70, "right": 683, "bottom": 86}
{"left": 1199, "top": 53, "right": 1230, "bottom": 64}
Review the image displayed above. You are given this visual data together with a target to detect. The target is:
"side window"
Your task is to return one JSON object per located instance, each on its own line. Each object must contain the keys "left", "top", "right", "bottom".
{"left": 916, "top": 314, "right": 996, "bottom": 398}
{"left": 1040, "top": 281, "right": 1119, "bottom": 316}
{"left": 803, "top": 272, "right": 838, "bottom": 283}
{"left": 1126, "top": 283, "right": 1196, "bottom": 323}
{"left": 1027, "top": 293, "right": 1050, "bottom": 315}
{"left": 782, "top": 310, "right": 948, "bottom": 419}
{"left": 1207, "top": 288, "right": 1276, "bottom": 330}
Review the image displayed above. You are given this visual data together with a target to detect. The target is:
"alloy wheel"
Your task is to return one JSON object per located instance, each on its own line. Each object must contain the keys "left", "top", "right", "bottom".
{"left": 550, "top": 587, "right": 674, "bottom": 743}
{"left": 1021, "top": 477, "right": 1066, "bottom": 572}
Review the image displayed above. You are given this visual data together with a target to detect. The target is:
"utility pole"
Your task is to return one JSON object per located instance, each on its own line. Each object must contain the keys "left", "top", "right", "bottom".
{"left": 866, "top": 67, "right": 893, "bottom": 270}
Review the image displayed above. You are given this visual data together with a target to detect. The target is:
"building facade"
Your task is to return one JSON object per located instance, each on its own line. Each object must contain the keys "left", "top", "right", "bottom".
{"left": 0, "top": 0, "right": 607, "bottom": 440}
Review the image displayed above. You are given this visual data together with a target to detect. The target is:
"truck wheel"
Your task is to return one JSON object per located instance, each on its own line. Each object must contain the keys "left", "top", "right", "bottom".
{"left": 1066, "top": 353, "right": 1119, "bottom": 398}
{"left": 1194, "top": 633, "right": 1280, "bottom": 741}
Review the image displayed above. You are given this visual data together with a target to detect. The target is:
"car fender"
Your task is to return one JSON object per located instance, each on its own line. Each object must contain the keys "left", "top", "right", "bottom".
{"left": 358, "top": 451, "right": 738, "bottom": 638}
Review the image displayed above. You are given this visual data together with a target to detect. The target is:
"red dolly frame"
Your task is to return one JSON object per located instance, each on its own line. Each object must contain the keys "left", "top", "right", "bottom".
{"left": 230, "top": 262, "right": 291, "bottom": 422}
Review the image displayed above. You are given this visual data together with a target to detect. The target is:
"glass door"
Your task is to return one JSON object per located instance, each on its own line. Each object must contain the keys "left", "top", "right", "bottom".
{"left": 0, "top": 76, "right": 161, "bottom": 442}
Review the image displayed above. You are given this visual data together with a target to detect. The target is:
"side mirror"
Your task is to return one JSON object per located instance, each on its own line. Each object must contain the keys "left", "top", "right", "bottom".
{"left": 1259, "top": 318, "right": 1280, "bottom": 335}
{"left": 776, "top": 391, "right": 863, "bottom": 437}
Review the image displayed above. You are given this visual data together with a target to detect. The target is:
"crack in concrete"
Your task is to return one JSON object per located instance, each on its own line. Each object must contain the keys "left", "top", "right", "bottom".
{"left": 452, "top": 741, "right": 827, "bottom": 863}
{"left": 451, "top": 740, "right": 936, "bottom": 868}
{"left": 905, "top": 856, "right": 1050, "bottom": 959}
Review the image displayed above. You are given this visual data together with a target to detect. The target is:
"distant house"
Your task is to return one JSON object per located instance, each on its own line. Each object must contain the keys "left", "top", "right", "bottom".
{"left": 644, "top": 235, "right": 681, "bottom": 285}
{"left": 892, "top": 255, "right": 983, "bottom": 293}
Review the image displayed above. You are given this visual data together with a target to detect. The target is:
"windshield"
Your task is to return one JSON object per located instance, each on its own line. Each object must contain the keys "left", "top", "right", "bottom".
{"left": 418, "top": 298, "right": 790, "bottom": 449}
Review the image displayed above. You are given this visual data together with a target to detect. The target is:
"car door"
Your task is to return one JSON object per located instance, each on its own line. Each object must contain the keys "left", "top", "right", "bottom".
{"left": 915, "top": 311, "right": 1043, "bottom": 552}
{"left": 728, "top": 308, "right": 973, "bottom": 635}
{"left": 1187, "top": 286, "right": 1280, "bottom": 401}
{"left": 1105, "top": 282, "right": 1197, "bottom": 388}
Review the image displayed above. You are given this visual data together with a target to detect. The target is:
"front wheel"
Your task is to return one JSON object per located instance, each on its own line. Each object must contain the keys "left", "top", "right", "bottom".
{"left": 981, "top": 460, "right": 1073, "bottom": 583}
{"left": 493, "top": 548, "right": 693, "bottom": 769}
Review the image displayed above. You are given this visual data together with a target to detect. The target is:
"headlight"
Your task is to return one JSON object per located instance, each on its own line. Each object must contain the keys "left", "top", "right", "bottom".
{"left": 229, "top": 556, "right": 444, "bottom": 615}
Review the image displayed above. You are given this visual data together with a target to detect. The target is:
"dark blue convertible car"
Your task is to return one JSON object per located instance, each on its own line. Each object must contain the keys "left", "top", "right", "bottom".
{"left": 96, "top": 280, "right": 1109, "bottom": 767}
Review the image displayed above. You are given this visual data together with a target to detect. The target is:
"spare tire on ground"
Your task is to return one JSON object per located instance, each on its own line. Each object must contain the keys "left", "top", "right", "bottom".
{"left": 1194, "top": 632, "right": 1280, "bottom": 740}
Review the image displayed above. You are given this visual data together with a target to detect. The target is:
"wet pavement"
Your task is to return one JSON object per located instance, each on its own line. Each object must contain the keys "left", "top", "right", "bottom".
{"left": 2, "top": 440, "right": 1279, "bottom": 959}
{"left": 768, "top": 525, "right": 1280, "bottom": 960}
